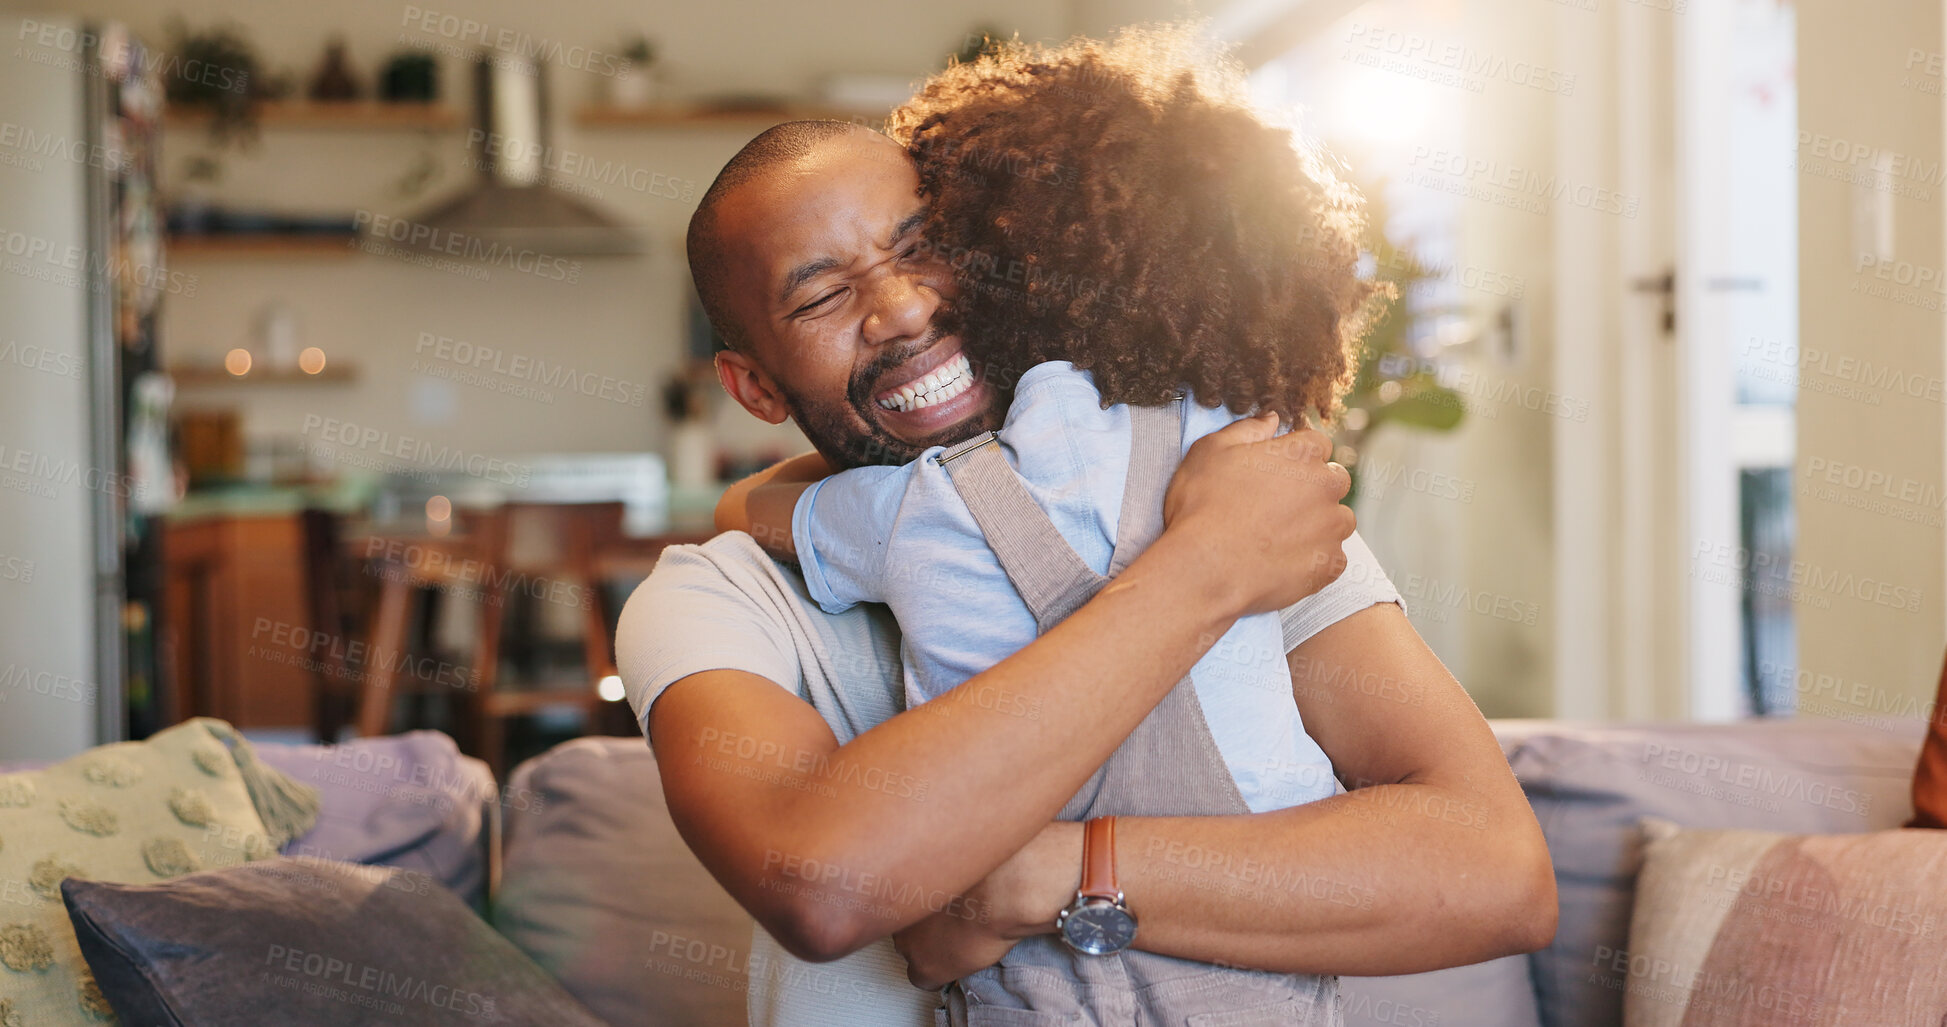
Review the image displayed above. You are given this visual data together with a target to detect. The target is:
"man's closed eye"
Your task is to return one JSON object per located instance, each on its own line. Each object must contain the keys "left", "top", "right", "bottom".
{"left": 792, "top": 291, "right": 844, "bottom": 318}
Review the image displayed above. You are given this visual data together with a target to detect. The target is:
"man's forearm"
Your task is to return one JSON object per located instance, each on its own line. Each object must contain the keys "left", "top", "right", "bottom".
{"left": 1108, "top": 609, "right": 1557, "bottom": 975}
{"left": 893, "top": 776, "right": 1554, "bottom": 990}
{"left": 955, "top": 784, "right": 1554, "bottom": 981}
{"left": 965, "top": 606, "right": 1558, "bottom": 977}
{"left": 1111, "top": 780, "right": 1554, "bottom": 975}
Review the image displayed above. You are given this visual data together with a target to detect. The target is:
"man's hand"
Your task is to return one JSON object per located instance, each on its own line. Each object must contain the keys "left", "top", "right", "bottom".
{"left": 892, "top": 821, "right": 1083, "bottom": 989}
{"left": 1161, "top": 413, "right": 1354, "bottom": 617}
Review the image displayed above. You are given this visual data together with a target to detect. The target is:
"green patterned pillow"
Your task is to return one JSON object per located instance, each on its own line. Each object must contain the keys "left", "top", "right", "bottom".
{"left": 0, "top": 718, "right": 319, "bottom": 1025}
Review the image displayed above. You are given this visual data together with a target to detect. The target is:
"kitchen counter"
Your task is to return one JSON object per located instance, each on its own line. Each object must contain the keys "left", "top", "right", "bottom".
{"left": 167, "top": 474, "right": 380, "bottom": 523}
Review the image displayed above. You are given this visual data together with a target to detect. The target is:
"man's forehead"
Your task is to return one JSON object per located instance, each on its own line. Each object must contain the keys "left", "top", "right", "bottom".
{"left": 740, "top": 137, "right": 914, "bottom": 223}
{"left": 721, "top": 137, "right": 921, "bottom": 281}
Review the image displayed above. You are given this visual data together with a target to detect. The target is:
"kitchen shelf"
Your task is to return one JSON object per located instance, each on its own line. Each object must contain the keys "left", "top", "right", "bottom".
{"left": 170, "top": 363, "right": 359, "bottom": 386}
{"left": 164, "top": 101, "right": 461, "bottom": 131}
{"left": 573, "top": 103, "right": 880, "bottom": 128}
{"left": 167, "top": 234, "right": 361, "bottom": 258}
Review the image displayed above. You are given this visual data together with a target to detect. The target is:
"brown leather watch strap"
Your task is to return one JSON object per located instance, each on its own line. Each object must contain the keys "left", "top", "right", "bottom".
{"left": 1077, "top": 816, "right": 1119, "bottom": 900}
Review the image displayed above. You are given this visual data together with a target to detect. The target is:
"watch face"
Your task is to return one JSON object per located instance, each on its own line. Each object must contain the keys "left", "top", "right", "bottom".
{"left": 1060, "top": 901, "right": 1137, "bottom": 955}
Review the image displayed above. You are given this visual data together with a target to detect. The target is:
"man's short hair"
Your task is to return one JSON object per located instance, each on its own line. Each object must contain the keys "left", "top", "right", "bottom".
{"left": 687, "top": 119, "right": 864, "bottom": 353}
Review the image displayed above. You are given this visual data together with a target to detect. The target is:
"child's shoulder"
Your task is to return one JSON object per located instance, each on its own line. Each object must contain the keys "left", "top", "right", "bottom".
{"left": 1000, "top": 361, "right": 1117, "bottom": 436}
{"left": 1014, "top": 366, "right": 1251, "bottom": 424}
{"left": 1008, "top": 359, "right": 1099, "bottom": 401}
{"left": 1176, "top": 391, "right": 1260, "bottom": 439}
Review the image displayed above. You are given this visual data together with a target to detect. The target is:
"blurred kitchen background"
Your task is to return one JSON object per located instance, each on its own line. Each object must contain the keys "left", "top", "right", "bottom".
{"left": 1, "top": 0, "right": 1938, "bottom": 772}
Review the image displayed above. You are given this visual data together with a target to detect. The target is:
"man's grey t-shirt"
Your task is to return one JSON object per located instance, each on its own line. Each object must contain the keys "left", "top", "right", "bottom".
{"left": 615, "top": 530, "right": 1404, "bottom": 1027}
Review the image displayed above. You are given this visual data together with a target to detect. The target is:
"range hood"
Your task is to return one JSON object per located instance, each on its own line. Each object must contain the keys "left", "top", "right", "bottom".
{"left": 398, "top": 54, "right": 643, "bottom": 257}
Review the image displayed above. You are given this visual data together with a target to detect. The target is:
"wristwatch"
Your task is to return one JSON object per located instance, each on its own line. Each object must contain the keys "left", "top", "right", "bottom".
{"left": 1056, "top": 816, "right": 1137, "bottom": 955}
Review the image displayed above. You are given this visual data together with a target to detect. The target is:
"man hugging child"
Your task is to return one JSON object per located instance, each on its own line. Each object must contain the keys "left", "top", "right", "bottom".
{"left": 716, "top": 24, "right": 1389, "bottom": 1026}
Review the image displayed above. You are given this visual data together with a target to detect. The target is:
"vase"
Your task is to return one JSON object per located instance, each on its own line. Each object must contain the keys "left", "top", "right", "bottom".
{"left": 608, "top": 65, "right": 658, "bottom": 109}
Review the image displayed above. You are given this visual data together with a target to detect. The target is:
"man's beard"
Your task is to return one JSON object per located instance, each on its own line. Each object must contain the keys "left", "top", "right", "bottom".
{"left": 780, "top": 326, "right": 1001, "bottom": 469}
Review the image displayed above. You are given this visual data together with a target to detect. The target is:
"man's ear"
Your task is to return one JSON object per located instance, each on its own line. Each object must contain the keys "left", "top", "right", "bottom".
{"left": 715, "top": 350, "right": 791, "bottom": 425}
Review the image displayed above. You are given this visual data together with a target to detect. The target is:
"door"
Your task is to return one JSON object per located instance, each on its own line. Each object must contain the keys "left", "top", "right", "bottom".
{"left": 1551, "top": 0, "right": 1797, "bottom": 721}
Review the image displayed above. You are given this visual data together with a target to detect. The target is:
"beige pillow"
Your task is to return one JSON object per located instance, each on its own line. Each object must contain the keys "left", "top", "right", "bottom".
{"left": 1624, "top": 818, "right": 1947, "bottom": 1027}
{"left": 0, "top": 718, "right": 318, "bottom": 1025}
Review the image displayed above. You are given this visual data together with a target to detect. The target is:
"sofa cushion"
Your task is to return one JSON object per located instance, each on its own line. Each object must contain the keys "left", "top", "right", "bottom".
{"left": 1624, "top": 819, "right": 1947, "bottom": 1026}
{"left": 253, "top": 731, "right": 496, "bottom": 910}
{"left": 8, "top": 731, "right": 501, "bottom": 911}
{"left": 1500, "top": 719, "right": 1924, "bottom": 1027}
{"left": 61, "top": 856, "right": 603, "bottom": 1026}
{"left": 494, "top": 737, "right": 753, "bottom": 1026}
{"left": 0, "top": 718, "right": 317, "bottom": 1027}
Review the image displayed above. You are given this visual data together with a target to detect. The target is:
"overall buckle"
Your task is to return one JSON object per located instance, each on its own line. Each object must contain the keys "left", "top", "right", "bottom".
{"left": 935, "top": 430, "right": 1000, "bottom": 466}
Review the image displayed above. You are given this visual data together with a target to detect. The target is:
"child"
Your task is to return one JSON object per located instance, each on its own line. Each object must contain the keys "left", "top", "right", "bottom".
{"left": 718, "top": 24, "right": 1387, "bottom": 1025}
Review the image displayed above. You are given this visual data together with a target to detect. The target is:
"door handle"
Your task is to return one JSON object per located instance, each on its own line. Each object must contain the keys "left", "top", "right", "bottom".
{"left": 1629, "top": 267, "right": 1676, "bottom": 336}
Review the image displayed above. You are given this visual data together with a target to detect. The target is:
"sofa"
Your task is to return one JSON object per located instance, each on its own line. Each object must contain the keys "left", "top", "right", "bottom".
{"left": 17, "top": 716, "right": 1925, "bottom": 1026}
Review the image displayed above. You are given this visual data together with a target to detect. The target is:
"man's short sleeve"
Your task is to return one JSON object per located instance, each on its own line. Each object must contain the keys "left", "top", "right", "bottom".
{"left": 1278, "top": 530, "right": 1406, "bottom": 651}
{"left": 615, "top": 539, "right": 802, "bottom": 737}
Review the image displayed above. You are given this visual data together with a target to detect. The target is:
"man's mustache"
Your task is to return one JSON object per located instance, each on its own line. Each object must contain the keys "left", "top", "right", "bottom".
{"left": 847, "top": 325, "right": 949, "bottom": 413}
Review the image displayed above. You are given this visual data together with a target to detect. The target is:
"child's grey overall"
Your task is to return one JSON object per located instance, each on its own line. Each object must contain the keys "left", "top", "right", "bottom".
{"left": 934, "top": 399, "right": 1342, "bottom": 1026}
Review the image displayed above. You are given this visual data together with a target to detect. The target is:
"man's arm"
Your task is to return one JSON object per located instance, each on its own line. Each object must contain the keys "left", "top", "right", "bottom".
{"left": 1111, "top": 601, "right": 1555, "bottom": 973}
{"left": 894, "top": 602, "right": 1556, "bottom": 986}
{"left": 648, "top": 415, "right": 1355, "bottom": 963}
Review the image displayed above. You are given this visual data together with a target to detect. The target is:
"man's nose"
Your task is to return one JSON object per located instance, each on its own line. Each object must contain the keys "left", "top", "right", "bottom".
{"left": 861, "top": 269, "right": 939, "bottom": 349}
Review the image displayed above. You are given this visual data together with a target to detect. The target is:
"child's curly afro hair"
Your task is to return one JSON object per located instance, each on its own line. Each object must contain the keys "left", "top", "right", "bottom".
{"left": 887, "top": 24, "right": 1386, "bottom": 425}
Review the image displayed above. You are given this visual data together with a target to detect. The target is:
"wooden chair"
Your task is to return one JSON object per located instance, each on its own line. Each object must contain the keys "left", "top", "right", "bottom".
{"left": 299, "top": 508, "right": 357, "bottom": 744}
{"left": 351, "top": 502, "right": 629, "bottom": 777}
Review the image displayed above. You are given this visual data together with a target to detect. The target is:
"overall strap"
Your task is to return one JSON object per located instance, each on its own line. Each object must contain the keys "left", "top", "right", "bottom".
{"left": 938, "top": 433, "right": 1104, "bottom": 632}
{"left": 938, "top": 404, "right": 1251, "bottom": 822}
{"left": 1106, "top": 395, "right": 1184, "bottom": 578}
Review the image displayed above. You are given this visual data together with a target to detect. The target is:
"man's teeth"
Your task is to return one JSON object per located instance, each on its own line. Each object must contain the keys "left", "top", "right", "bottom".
{"left": 877, "top": 353, "right": 973, "bottom": 413}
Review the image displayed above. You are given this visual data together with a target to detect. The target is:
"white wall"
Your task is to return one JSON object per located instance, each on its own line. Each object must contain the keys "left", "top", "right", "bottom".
{"left": 1071, "top": 0, "right": 1198, "bottom": 37}
{"left": 0, "top": 14, "right": 103, "bottom": 759}
{"left": 33, "top": 0, "right": 1074, "bottom": 469}
{"left": 1450, "top": 0, "right": 1562, "bottom": 717}
{"left": 1794, "top": 0, "right": 1947, "bottom": 723}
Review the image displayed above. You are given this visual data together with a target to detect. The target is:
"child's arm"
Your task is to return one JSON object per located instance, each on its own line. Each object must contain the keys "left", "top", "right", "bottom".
{"left": 714, "top": 451, "right": 832, "bottom": 559}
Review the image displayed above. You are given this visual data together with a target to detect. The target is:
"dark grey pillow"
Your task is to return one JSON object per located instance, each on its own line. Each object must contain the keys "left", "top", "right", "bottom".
{"left": 495, "top": 737, "right": 754, "bottom": 1027}
{"left": 61, "top": 857, "right": 605, "bottom": 1027}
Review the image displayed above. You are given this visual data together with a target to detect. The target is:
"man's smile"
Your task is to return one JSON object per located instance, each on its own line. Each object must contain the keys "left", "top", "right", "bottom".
{"left": 875, "top": 351, "right": 974, "bottom": 412}
{"left": 863, "top": 341, "right": 993, "bottom": 440}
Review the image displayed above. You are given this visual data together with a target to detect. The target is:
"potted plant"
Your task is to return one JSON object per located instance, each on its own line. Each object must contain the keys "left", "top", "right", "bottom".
{"left": 162, "top": 19, "right": 271, "bottom": 145}
{"left": 1332, "top": 181, "right": 1468, "bottom": 503}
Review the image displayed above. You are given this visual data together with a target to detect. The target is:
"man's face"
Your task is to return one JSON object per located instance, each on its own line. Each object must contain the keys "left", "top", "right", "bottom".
{"left": 711, "top": 131, "right": 1003, "bottom": 468}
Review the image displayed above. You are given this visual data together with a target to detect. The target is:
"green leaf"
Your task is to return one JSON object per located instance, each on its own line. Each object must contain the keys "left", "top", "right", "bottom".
{"left": 1377, "top": 378, "right": 1466, "bottom": 431}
